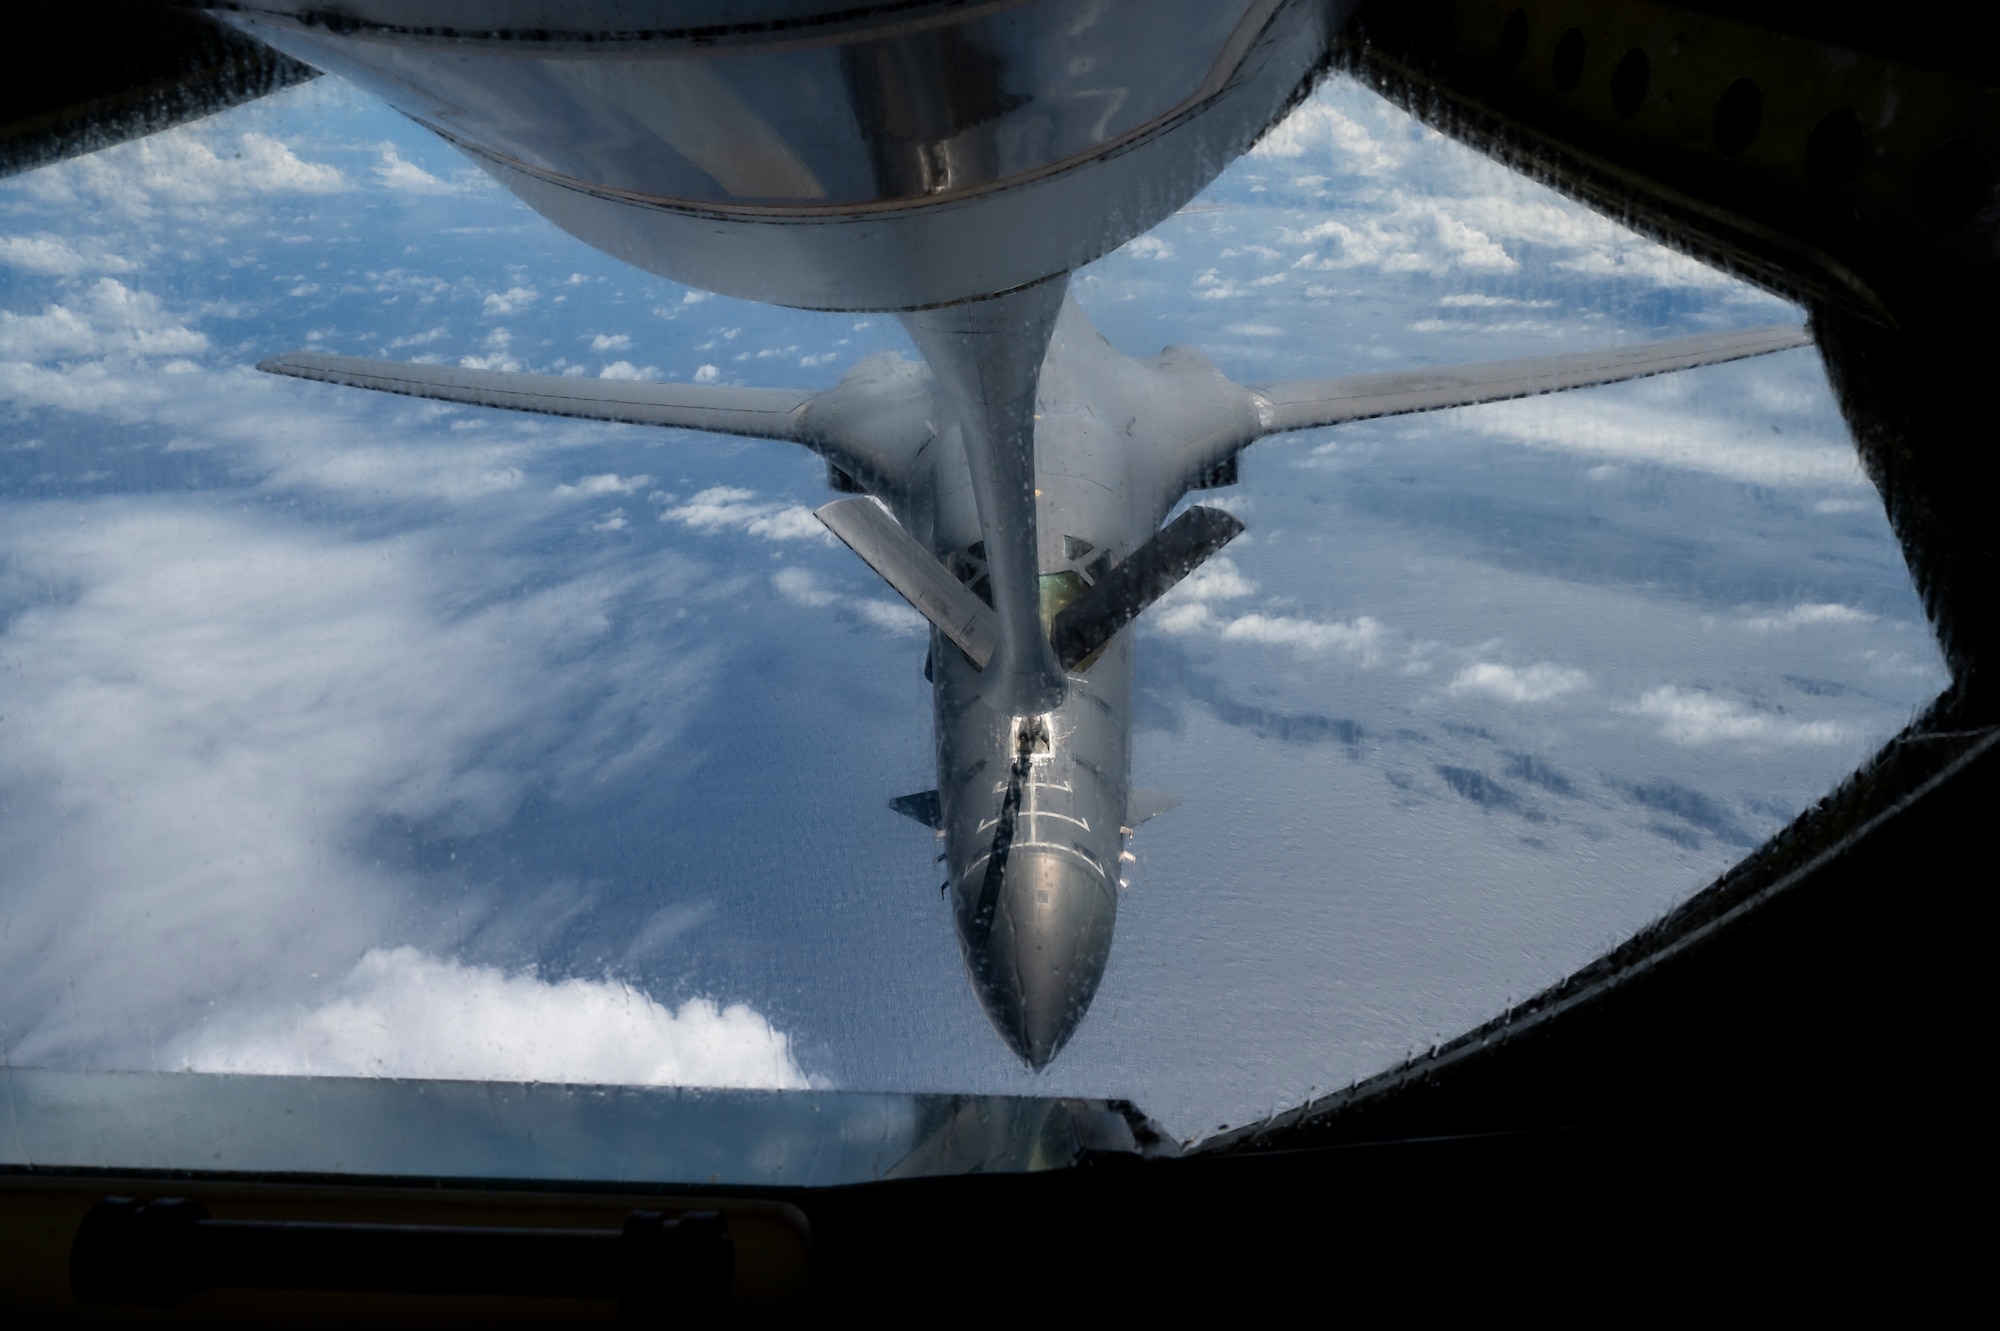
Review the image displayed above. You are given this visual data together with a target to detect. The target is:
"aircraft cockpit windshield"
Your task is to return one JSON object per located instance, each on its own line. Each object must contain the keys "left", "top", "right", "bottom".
{"left": 0, "top": 0, "right": 1951, "bottom": 1190}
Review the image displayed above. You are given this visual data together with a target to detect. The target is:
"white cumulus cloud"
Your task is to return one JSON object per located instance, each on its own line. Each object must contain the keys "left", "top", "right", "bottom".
{"left": 1460, "top": 391, "right": 1863, "bottom": 489}
{"left": 773, "top": 565, "right": 840, "bottom": 608}
{"left": 0, "top": 503, "right": 710, "bottom": 1066}
{"left": 662, "top": 486, "right": 828, "bottom": 542}
{"left": 177, "top": 947, "right": 816, "bottom": 1089}
{"left": 24, "top": 128, "right": 344, "bottom": 220}
{"left": 656, "top": 485, "right": 828, "bottom": 543}
{"left": 483, "top": 286, "right": 539, "bottom": 316}
{"left": 1448, "top": 661, "right": 1590, "bottom": 703}
{"left": 1251, "top": 99, "right": 1399, "bottom": 174}
{"left": 1738, "top": 602, "right": 1874, "bottom": 632}
{"left": 0, "top": 278, "right": 206, "bottom": 362}
{"left": 1633, "top": 687, "right": 1852, "bottom": 746}
{"left": 1165, "top": 554, "right": 1257, "bottom": 604}
{"left": 1220, "top": 612, "right": 1387, "bottom": 663}
{"left": 773, "top": 566, "right": 923, "bottom": 634}
{"left": 1150, "top": 556, "right": 1395, "bottom": 662}
{"left": 1289, "top": 195, "right": 1517, "bottom": 276}
{"left": 553, "top": 472, "right": 651, "bottom": 498}
{"left": 0, "top": 233, "right": 136, "bottom": 276}
{"left": 373, "top": 145, "right": 466, "bottom": 193}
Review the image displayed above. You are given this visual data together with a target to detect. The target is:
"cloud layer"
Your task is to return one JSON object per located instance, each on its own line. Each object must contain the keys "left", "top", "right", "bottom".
{"left": 0, "top": 501, "right": 720, "bottom": 1070}
{"left": 180, "top": 947, "right": 814, "bottom": 1088}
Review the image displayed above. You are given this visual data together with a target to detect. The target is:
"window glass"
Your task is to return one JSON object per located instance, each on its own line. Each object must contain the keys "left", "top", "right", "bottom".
{"left": 0, "top": 71, "right": 1941, "bottom": 1145}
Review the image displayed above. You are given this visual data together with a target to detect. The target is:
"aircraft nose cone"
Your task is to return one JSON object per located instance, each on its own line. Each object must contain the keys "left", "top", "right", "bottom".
{"left": 958, "top": 849, "right": 1118, "bottom": 1069}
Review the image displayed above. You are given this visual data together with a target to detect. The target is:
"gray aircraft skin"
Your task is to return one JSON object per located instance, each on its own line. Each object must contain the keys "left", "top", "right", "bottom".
{"left": 225, "top": 0, "right": 1810, "bottom": 1066}
{"left": 263, "top": 303, "right": 1806, "bottom": 1066}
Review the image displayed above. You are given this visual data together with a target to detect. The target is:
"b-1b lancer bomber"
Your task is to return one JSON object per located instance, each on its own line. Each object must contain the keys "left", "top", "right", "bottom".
{"left": 229, "top": 0, "right": 1809, "bottom": 1066}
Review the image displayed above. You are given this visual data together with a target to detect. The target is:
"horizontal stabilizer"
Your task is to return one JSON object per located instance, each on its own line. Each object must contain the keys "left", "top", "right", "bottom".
{"left": 1049, "top": 506, "right": 1246, "bottom": 670}
{"left": 815, "top": 497, "right": 999, "bottom": 670}
{"left": 259, "top": 352, "right": 812, "bottom": 441}
{"left": 1250, "top": 324, "right": 1812, "bottom": 436}
{"left": 890, "top": 790, "right": 942, "bottom": 830}
{"left": 1127, "top": 789, "right": 1179, "bottom": 825}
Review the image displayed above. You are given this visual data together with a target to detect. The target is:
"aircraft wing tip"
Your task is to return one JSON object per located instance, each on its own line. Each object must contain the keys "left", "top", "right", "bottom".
{"left": 256, "top": 352, "right": 318, "bottom": 377}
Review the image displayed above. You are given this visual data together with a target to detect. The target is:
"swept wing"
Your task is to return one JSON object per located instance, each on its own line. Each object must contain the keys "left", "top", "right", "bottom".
{"left": 1167, "top": 324, "right": 1813, "bottom": 497}
{"left": 256, "top": 351, "right": 944, "bottom": 498}
{"left": 259, "top": 352, "right": 812, "bottom": 442}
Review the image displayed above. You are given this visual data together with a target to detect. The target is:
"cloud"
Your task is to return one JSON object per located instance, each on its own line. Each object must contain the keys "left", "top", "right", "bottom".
{"left": 591, "top": 333, "right": 632, "bottom": 351}
{"left": 1219, "top": 613, "right": 1387, "bottom": 662}
{"left": 1151, "top": 554, "right": 1257, "bottom": 633}
{"left": 0, "top": 278, "right": 206, "bottom": 361}
{"left": 1632, "top": 687, "right": 1852, "bottom": 745}
{"left": 1438, "top": 293, "right": 1553, "bottom": 309}
{"left": 266, "top": 433, "right": 533, "bottom": 501}
{"left": 1738, "top": 602, "right": 1874, "bottom": 632}
{"left": 1406, "top": 317, "right": 1559, "bottom": 335}
{"left": 1448, "top": 661, "right": 1590, "bottom": 703}
{"left": 1288, "top": 195, "right": 1517, "bottom": 276}
{"left": 1193, "top": 269, "right": 1251, "bottom": 300}
{"left": 1126, "top": 235, "right": 1174, "bottom": 260}
{"left": 0, "top": 502, "right": 710, "bottom": 1066}
{"left": 1166, "top": 554, "right": 1258, "bottom": 604}
{"left": 483, "top": 286, "right": 539, "bottom": 316}
{"left": 0, "top": 233, "right": 136, "bottom": 276}
{"left": 176, "top": 947, "right": 816, "bottom": 1088}
{"left": 1459, "top": 390, "right": 1864, "bottom": 488}
{"left": 773, "top": 566, "right": 923, "bottom": 634}
{"left": 1553, "top": 242, "right": 1744, "bottom": 289}
{"left": 1425, "top": 175, "right": 1750, "bottom": 293}
{"left": 662, "top": 486, "right": 828, "bottom": 542}
{"left": 1145, "top": 553, "right": 1388, "bottom": 664}
{"left": 387, "top": 325, "right": 448, "bottom": 350}
{"left": 373, "top": 145, "right": 463, "bottom": 193}
{"left": 693, "top": 364, "right": 720, "bottom": 383}
{"left": 855, "top": 598, "right": 925, "bottom": 633}
{"left": 1434, "top": 189, "right": 1632, "bottom": 256}
{"left": 1152, "top": 601, "right": 1217, "bottom": 634}
{"left": 25, "top": 128, "right": 344, "bottom": 219}
{"left": 553, "top": 472, "right": 652, "bottom": 498}
{"left": 1244, "top": 81, "right": 1757, "bottom": 296}
{"left": 0, "top": 299, "right": 555, "bottom": 507}
{"left": 772, "top": 565, "right": 839, "bottom": 608}
{"left": 1250, "top": 99, "right": 1399, "bottom": 174}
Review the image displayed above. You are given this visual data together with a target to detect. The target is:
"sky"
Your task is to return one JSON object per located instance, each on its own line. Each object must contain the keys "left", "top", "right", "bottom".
{"left": 0, "top": 72, "right": 1944, "bottom": 1142}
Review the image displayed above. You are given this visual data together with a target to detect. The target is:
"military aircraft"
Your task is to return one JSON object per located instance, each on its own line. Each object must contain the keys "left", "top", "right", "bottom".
{"left": 219, "top": 0, "right": 1807, "bottom": 1066}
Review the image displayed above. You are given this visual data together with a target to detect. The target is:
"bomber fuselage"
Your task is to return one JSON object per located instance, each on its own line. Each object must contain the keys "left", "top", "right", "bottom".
{"left": 911, "top": 300, "right": 1257, "bottom": 1067}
